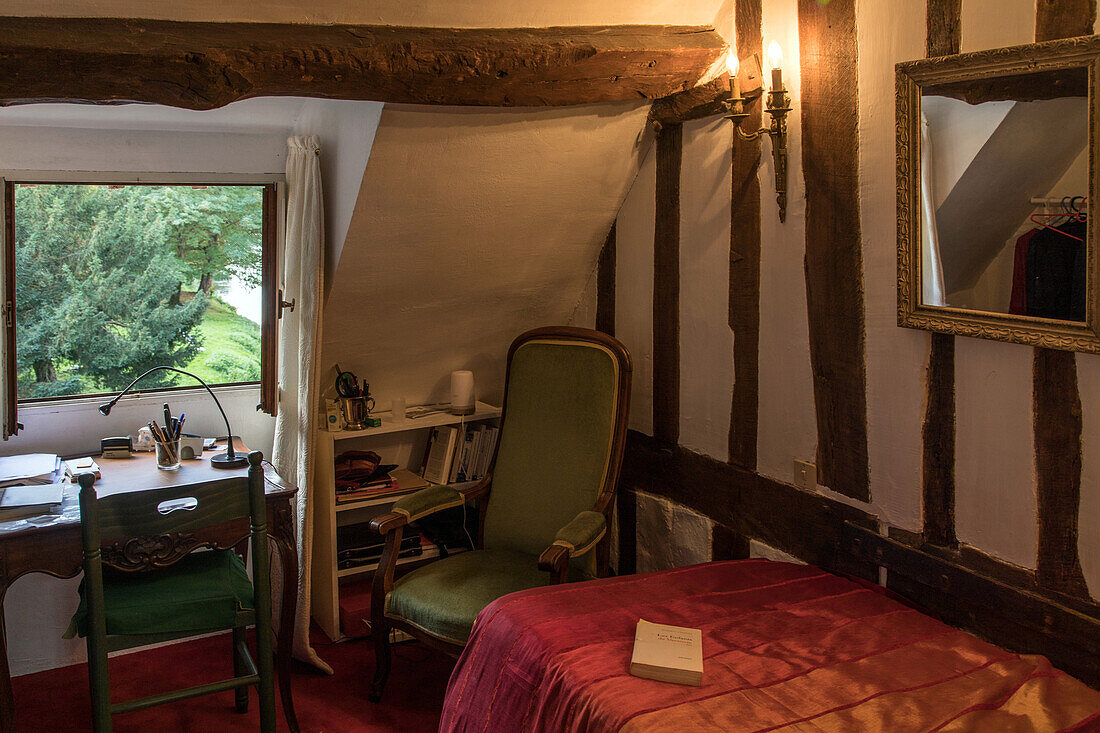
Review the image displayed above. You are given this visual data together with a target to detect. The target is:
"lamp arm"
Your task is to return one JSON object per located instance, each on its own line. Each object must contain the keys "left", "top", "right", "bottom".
{"left": 101, "top": 366, "right": 237, "bottom": 459}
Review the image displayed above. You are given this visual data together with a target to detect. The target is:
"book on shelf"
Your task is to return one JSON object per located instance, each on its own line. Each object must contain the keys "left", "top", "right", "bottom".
{"left": 421, "top": 425, "right": 459, "bottom": 484}
{"left": 444, "top": 424, "right": 499, "bottom": 484}
{"left": 390, "top": 468, "right": 429, "bottom": 492}
{"left": 335, "top": 467, "right": 432, "bottom": 504}
{"left": 629, "top": 619, "right": 703, "bottom": 686}
{"left": 337, "top": 533, "right": 423, "bottom": 570}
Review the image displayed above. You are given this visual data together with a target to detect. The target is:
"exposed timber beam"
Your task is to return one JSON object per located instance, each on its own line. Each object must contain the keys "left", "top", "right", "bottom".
{"left": 649, "top": 54, "right": 763, "bottom": 126}
{"left": 0, "top": 17, "right": 726, "bottom": 110}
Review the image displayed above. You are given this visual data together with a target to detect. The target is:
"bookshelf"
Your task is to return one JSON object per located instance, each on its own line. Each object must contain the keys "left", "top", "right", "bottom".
{"left": 311, "top": 401, "right": 501, "bottom": 642}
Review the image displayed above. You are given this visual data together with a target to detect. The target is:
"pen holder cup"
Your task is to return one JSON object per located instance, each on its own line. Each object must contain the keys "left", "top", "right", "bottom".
{"left": 155, "top": 438, "right": 181, "bottom": 471}
{"left": 340, "top": 396, "right": 375, "bottom": 430}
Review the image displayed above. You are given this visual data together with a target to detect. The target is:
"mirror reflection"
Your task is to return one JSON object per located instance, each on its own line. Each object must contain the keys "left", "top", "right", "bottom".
{"left": 920, "top": 67, "right": 1089, "bottom": 321}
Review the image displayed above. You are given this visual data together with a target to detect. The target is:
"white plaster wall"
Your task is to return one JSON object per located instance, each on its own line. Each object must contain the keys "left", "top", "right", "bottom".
{"left": 1078, "top": 355, "right": 1100, "bottom": 595}
{"left": 679, "top": 116, "right": 734, "bottom": 461}
{"left": 961, "top": 0, "right": 1036, "bottom": 53}
{"left": 293, "top": 100, "right": 384, "bottom": 297}
{"left": 635, "top": 490, "right": 713, "bottom": 572}
{"left": 955, "top": 338, "right": 1036, "bottom": 567}
{"left": 857, "top": 0, "right": 927, "bottom": 532}
{"left": 749, "top": 540, "right": 803, "bottom": 564}
{"left": 617, "top": 146, "right": 657, "bottom": 436}
{"left": 3, "top": 0, "right": 723, "bottom": 26}
{"left": 322, "top": 102, "right": 652, "bottom": 412}
{"left": 756, "top": 0, "right": 816, "bottom": 485}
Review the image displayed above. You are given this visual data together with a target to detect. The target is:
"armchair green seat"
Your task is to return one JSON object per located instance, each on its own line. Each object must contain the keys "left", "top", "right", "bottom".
{"left": 369, "top": 326, "right": 631, "bottom": 701}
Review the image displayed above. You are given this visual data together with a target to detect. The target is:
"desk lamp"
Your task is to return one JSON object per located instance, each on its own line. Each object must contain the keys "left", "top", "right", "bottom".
{"left": 98, "top": 366, "right": 247, "bottom": 469}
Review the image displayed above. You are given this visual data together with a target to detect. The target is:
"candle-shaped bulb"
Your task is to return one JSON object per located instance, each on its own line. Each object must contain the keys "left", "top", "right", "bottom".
{"left": 768, "top": 40, "right": 783, "bottom": 70}
{"left": 726, "top": 49, "right": 739, "bottom": 77}
{"left": 767, "top": 40, "right": 784, "bottom": 92}
{"left": 725, "top": 49, "right": 741, "bottom": 100}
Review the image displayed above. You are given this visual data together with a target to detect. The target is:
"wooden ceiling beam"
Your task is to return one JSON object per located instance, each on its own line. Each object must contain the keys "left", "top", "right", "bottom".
{"left": 0, "top": 17, "right": 726, "bottom": 110}
{"left": 649, "top": 54, "right": 763, "bottom": 127}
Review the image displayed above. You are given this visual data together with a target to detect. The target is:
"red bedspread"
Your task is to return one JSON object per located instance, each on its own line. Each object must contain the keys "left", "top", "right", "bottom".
{"left": 441, "top": 560, "right": 1100, "bottom": 732}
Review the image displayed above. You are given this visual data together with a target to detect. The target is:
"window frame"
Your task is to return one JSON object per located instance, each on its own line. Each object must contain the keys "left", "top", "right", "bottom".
{"left": 1, "top": 172, "right": 282, "bottom": 431}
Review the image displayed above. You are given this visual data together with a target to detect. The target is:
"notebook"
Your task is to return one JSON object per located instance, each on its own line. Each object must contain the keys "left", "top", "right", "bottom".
{"left": 0, "top": 483, "right": 65, "bottom": 521}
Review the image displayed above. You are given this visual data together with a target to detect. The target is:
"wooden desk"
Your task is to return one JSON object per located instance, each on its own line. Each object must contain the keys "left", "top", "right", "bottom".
{"left": 0, "top": 449, "right": 300, "bottom": 733}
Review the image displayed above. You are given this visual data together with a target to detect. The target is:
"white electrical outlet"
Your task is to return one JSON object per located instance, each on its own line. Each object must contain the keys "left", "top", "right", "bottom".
{"left": 794, "top": 460, "right": 816, "bottom": 490}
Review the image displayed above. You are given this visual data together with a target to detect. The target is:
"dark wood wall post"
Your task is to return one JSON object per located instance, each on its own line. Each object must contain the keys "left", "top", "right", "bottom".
{"left": 653, "top": 122, "right": 683, "bottom": 446}
{"left": 920, "top": 0, "right": 961, "bottom": 548}
{"left": 728, "top": 0, "right": 764, "bottom": 470}
{"left": 797, "top": 0, "right": 870, "bottom": 501}
{"left": 596, "top": 223, "right": 616, "bottom": 336}
{"left": 1031, "top": 0, "right": 1095, "bottom": 599}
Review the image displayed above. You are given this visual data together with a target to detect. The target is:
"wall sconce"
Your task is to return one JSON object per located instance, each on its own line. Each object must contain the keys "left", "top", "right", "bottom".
{"left": 725, "top": 41, "right": 791, "bottom": 223}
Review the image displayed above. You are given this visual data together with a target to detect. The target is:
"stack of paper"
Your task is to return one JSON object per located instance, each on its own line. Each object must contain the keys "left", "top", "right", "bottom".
{"left": 0, "top": 454, "right": 62, "bottom": 487}
{"left": 64, "top": 457, "right": 101, "bottom": 482}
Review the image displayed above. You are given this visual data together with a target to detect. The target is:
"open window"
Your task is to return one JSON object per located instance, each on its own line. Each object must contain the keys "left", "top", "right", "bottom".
{"left": 0, "top": 178, "right": 280, "bottom": 437}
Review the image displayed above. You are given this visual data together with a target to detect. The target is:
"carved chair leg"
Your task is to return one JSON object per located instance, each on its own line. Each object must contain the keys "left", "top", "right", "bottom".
{"left": 232, "top": 627, "right": 249, "bottom": 714}
{"left": 369, "top": 621, "right": 391, "bottom": 703}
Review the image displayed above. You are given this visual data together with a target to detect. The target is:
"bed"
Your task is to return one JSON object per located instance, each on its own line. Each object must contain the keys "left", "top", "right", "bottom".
{"left": 440, "top": 560, "right": 1100, "bottom": 732}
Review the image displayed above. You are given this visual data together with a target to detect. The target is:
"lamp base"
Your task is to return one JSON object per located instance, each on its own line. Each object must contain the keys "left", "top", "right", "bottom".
{"left": 210, "top": 452, "right": 249, "bottom": 469}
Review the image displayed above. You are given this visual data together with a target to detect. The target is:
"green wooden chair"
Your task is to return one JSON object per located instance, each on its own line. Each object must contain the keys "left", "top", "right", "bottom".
{"left": 65, "top": 451, "right": 276, "bottom": 732}
{"left": 368, "top": 326, "right": 632, "bottom": 701}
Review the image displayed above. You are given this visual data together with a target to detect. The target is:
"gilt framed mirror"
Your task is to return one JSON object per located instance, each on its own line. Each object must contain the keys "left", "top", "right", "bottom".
{"left": 897, "top": 37, "right": 1100, "bottom": 352}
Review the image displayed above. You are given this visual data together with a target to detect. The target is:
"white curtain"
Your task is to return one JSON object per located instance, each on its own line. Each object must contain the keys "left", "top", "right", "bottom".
{"left": 920, "top": 112, "right": 947, "bottom": 306}
{"left": 272, "top": 135, "right": 332, "bottom": 673}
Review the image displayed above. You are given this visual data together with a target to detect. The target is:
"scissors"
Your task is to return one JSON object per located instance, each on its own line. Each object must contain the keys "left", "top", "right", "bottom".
{"left": 334, "top": 364, "right": 361, "bottom": 398}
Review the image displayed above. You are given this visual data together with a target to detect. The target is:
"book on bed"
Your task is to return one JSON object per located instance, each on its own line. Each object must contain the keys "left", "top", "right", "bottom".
{"left": 629, "top": 619, "right": 703, "bottom": 686}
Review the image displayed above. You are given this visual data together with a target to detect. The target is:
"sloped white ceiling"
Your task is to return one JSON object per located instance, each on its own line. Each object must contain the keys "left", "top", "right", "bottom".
{"left": 322, "top": 102, "right": 652, "bottom": 408}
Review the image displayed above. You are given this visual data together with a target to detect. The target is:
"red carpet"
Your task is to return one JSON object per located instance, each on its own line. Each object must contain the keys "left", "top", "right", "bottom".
{"left": 12, "top": 632, "right": 455, "bottom": 732}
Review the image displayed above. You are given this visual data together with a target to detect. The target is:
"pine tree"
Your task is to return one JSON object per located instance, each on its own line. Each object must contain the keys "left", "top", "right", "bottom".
{"left": 14, "top": 185, "right": 207, "bottom": 397}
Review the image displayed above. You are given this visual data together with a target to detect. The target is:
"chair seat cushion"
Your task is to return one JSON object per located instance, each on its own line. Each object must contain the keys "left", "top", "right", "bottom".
{"left": 386, "top": 549, "right": 552, "bottom": 645}
{"left": 68, "top": 550, "right": 254, "bottom": 638}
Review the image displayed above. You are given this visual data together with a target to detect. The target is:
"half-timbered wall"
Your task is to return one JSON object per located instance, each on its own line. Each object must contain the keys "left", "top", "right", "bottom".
{"left": 612, "top": 0, "right": 1100, "bottom": 610}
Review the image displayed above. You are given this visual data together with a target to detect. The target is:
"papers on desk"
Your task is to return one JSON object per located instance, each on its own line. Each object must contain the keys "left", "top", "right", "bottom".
{"left": 0, "top": 453, "right": 62, "bottom": 486}
{"left": 0, "top": 483, "right": 65, "bottom": 521}
{"left": 0, "top": 454, "right": 66, "bottom": 521}
{"left": 64, "top": 457, "right": 101, "bottom": 482}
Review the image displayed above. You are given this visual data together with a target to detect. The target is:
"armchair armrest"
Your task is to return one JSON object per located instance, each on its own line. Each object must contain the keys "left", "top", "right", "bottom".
{"left": 538, "top": 510, "right": 607, "bottom": 583}
{"left": 369, "top": 484, "right": 464, "bottom": 535}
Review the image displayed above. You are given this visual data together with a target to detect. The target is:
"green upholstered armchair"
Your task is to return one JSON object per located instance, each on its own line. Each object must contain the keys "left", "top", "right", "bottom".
{"left": 368, "top": 326, "right": 631, "bottom": 701}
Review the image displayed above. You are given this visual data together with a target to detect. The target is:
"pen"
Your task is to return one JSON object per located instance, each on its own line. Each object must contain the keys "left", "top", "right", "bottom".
{"left": 163, "top": 403, "right": 172, "bottom": 439}
{"left": 176, "top": 413, "right": 185, "bottom": 439}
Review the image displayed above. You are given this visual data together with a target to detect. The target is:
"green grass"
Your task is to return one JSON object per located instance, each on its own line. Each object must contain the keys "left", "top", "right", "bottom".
{"left": 183, "top": 297, "right": 261, "bottom": 385}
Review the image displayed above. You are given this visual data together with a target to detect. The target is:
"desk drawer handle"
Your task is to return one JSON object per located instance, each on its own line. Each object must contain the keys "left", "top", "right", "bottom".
{"left": 157, "top": 497, "right": 198, "bottom": 515}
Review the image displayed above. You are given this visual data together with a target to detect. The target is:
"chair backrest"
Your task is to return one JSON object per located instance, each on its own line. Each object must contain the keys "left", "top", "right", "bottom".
{"left": 78, "top": 451, "right": 267, "bottom": 572}
{"left": 482, "top": 327, "right": 631, "bottom": 558}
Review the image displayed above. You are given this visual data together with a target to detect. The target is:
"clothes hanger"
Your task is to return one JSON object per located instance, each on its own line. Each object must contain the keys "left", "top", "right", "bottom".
{"left": 1029, "top": 195, "right": 1086, "bottom": 242}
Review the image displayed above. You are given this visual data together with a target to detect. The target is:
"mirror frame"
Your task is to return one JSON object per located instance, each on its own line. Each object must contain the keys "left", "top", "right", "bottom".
{"left": 897, "top": 36, "right": 1100, "bottom": 352}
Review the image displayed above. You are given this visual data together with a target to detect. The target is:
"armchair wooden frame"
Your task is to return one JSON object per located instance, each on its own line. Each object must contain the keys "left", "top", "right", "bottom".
{"left": 367, "top": 326, "right": 632, "bottom": 700}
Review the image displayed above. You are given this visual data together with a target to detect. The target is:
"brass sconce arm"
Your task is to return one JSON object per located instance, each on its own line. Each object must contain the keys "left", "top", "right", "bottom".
{"left": 725, "top": 88, "right": 792, "bottom": 223}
